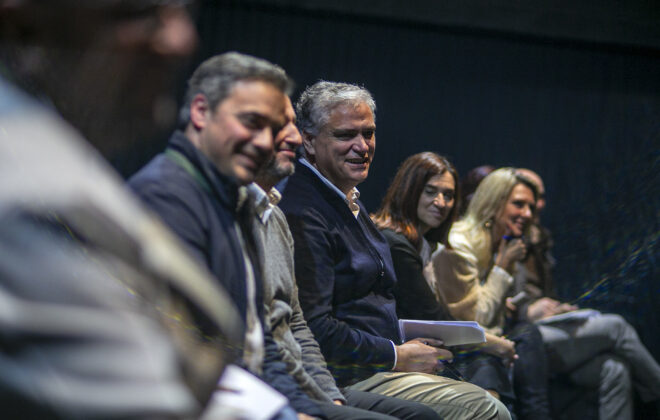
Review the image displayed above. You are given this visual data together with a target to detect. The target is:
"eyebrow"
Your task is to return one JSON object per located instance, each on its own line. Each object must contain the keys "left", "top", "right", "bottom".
{"left": 332, "top": 127, "right": 376, "bottom": 134}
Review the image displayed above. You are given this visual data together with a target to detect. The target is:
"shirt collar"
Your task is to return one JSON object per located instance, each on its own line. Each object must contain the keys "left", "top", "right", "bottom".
{"left": 299, "top": 158, "right": 361, "bottom": 218}
{"left": 247, "top": 183, "right": 280, "bottom": 224}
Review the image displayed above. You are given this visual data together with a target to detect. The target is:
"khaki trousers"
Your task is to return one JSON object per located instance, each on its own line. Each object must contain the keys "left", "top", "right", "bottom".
{"left": 346, "top": 371, "right": 511, "bottom": 420}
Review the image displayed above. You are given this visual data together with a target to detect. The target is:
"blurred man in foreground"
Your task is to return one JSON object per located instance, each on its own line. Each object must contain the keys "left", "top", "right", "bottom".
{"left": 0, "top": 1, "right": 243, "bottom": 418}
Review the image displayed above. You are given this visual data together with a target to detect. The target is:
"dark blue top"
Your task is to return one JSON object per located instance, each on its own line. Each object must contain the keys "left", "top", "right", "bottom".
{"left": 129, "top": 132, "right": 322, "bottom": 417}
{"left": 279, "top": 161, "right": 401, "bottom": 387}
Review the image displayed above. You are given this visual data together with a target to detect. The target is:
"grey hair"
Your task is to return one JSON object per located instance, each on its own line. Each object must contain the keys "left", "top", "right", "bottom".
{"left": 178, "top": 52, "right": 293, "bottom": 126}
{"left": 295, "top": 81, "right": 376, "bottom": 136}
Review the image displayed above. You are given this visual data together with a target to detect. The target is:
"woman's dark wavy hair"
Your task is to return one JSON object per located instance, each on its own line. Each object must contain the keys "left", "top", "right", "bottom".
{"left": 372, "top": 152, "right": 460, "bottom": 249}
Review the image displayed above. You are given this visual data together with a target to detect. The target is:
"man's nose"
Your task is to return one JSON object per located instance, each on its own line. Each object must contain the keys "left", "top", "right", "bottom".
{"left": 433, "top": 194, "right": 446, "bottom": 207}
{"left": 288, "top": 127, "right": 303, "bottom": 148}
{"left": 353, "top": 134, "right": 369, "bottom": 153}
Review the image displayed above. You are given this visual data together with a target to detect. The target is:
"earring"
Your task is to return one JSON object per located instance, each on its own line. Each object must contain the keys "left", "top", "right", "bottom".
{"left": 484, "top": 219, "right": 493, "bottom": 229}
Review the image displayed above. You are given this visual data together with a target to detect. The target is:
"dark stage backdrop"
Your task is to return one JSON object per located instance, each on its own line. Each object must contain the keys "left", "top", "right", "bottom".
{"left": 117, "top": 1, "right": 660, "bottom": 366}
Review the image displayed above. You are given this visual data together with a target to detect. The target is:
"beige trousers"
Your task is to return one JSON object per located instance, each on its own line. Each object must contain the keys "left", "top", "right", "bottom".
{"left": 346, "top": 371, "right": 511, "bottom": 420}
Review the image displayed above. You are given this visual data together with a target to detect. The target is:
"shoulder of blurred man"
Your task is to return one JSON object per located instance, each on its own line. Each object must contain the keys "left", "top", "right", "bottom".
{"left": 0, "top": 78, "right": 243, "bottom": 418}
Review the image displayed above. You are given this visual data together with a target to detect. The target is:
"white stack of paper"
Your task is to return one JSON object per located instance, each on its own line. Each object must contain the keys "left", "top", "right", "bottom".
{"left": 399, "top": 319, "right": 486, "bottom": 346}
{"left": 200, "top": 364, "right": 289, "bottom": 420}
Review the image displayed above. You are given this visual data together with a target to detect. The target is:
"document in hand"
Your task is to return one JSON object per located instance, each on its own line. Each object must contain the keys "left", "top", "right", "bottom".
{"left": 399, "top": 319, "right": 486, "bottom": 346}
{"left": 535, "top": 309, "right": 601, "bottom": 325}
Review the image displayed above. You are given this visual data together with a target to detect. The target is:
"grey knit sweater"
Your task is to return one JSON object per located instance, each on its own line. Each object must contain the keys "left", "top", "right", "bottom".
{"left": 249, "top": 184, "right": 345, "bottom": 404}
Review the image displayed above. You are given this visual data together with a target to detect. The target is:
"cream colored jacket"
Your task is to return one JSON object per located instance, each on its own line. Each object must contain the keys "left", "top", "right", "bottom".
{"left": 431, "top": 222, "right": 513, "bottom": 335}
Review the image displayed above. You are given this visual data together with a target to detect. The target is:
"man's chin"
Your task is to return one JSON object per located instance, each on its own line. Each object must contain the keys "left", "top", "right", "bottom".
{"left": 270, "top": 162, "right": 295, "bottom": 179}
{"left": 351, "top": 169, "right": 369, "bottom": 184}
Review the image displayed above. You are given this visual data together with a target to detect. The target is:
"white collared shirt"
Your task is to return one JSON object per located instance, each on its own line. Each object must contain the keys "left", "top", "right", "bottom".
{"left": 300, "top": 158, "right": 361, "bottom": 218}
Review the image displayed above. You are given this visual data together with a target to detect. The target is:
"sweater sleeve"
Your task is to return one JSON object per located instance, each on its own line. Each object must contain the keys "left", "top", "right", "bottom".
{"left": 432, "top": 232, "right": 512, "bottom": 331}
{"left": 287, "top": 208, "right": 396, "bottom": 383}
{"left": 278, "top": 211, "right": 344, "bottom": 402}
{"left": 385, "top": 231, "right": 453, "bottom": 321}
{"left": 261, "top": 322, "right": 324, "bottom": 417}
{"left": 289, "top": 284, "right": 345, "bottom": 403}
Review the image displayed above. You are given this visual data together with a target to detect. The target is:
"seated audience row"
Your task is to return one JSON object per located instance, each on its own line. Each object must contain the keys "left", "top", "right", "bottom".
{"left": 4, "top": 4, "right": 659, "bottom": 417}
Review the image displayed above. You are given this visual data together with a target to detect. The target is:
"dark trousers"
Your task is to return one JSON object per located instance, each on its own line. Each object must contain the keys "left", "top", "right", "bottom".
{"left": 317, "top": 389, "right": 440, "bottom": 420}
{"left": 507, "top": 320, "right": 553, "bottom": 420}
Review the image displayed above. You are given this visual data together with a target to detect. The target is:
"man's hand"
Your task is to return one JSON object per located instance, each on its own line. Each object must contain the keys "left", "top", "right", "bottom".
{"left": 394, "top": 338, "right": 453, "bottom": 374}
{"left": 332, "top": 400, "right": 344, "bottom": 406}
{"left": 297, "top": 414, "right": 317, "bottom": 420}
{"left": 526, "top": 297, "right": 577, "bottom": 321}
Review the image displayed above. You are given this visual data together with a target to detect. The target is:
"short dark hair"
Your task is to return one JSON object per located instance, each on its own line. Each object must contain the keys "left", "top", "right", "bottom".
{"left": 179, "top": 52, "right": 293, "bottom": 125}
{"left": 372, "top": 152, "right": 460, "bottom": 249}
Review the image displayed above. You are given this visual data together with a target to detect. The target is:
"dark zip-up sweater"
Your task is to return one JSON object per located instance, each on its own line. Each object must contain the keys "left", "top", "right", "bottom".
{"left": 279, "top": 161, "right": 401, "bottom": 387}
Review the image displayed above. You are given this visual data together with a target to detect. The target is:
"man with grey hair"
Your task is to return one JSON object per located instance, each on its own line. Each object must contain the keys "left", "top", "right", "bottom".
{"left": 0, "top": 1, "right": 243, "bottom": 418}
{"left": 279, "top": 81, "right": 511, "bottom": 419}
{"left": 130, "top": 52, "right": 325, "bottom": 419}
{"left": 250, "top": 95, "right": 439, "bottom": 419}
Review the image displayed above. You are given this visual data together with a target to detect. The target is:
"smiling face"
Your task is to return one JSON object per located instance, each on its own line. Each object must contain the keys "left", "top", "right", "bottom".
{"left": 416, "top": 171, "right": 456, "bottom": 235}
{"left": 193, "top": 80, "right": 285, "bottom": 185}
{"left": 494, "top": 183, "right": 535, "bottom": 238}
{"left": 303, "top": 101, "right": 375, "bottom": 194}
{"left": 270, "top": 96, "right": 302, "bottom": 178}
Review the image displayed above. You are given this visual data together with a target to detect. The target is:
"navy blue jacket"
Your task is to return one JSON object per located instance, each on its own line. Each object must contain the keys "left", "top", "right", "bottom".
{"left": 129, "top": 131, "right": 322, "bottom": 417}
{"left": 279, "top": 161, "right": 401, "bottom": 387}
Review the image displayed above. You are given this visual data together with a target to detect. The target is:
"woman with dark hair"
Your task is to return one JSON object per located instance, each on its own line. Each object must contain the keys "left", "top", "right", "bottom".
{"left": 372, "top": 152, "right": 516, "bottom": 405}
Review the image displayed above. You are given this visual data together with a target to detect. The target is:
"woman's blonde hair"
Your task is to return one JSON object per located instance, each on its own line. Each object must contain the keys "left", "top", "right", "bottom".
{"left": 452, "top": 168, "right": 537, "bottom": 259}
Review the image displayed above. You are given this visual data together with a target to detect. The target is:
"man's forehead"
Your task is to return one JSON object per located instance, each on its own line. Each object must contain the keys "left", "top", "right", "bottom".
{"left": 326, "top": 102, "right": 374, "bottom": 126}
{"left": 519, "top": 169, "right": 544, "bottom": 192}
{"left": 225, "top": 80, "right": 285, "bottom": 108}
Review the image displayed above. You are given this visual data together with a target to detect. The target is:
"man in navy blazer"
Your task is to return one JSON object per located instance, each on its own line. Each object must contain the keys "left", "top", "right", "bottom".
{"left": 130, "top": 52, "right": 323, "bottom": 420}
{"left": 279, "top": 81, "right": 511, "bottom": 419}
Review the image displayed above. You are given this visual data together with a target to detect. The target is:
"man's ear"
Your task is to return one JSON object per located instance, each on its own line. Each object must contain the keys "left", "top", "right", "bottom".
{"left": 189, "top": 94, "right": 210, "bottom": 130}
{"left": 302, "top": 131, "right": 315, "bottom": 160}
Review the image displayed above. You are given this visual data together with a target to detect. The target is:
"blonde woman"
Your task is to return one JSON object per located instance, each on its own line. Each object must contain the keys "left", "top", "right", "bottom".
{"left": 432, "top": 168, "right": 552, "bottom": 420}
